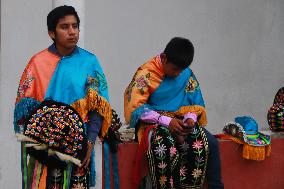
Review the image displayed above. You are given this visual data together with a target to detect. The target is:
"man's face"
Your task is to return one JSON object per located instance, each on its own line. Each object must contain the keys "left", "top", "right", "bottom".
{"left": 160, "top": 54, "right": 183, "bottom": 78}
{"left": 48, "top": 15, "right": 79, "bottom": 53}
{"left": 163, "top": 62, "right": 183, "bottom": 78}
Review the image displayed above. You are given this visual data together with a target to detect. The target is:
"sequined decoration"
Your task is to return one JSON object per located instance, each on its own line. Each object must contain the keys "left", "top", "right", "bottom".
{"left": 24, "top": 100, "right": 85, "bottom": 158}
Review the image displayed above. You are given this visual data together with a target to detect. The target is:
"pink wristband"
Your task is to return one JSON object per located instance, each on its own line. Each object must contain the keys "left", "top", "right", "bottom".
{"left": 140, "top": 110, "right": 172, "bottom": 127}
{"left": 183, "top": 112, "right": 197, "bottom": 123}
{"left": 158, "top": 115, "right": 172, "bottom": 127}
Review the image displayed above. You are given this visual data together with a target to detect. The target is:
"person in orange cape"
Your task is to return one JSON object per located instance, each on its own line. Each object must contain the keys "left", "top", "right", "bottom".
{"left": 124, "top": 37, "right": 224, "bottom": 189}
{"left": 14, "top": 6, "right": 112, "bottom": 189}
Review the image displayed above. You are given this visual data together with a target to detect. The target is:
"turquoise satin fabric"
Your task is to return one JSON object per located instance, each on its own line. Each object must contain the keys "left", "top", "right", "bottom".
{"left": 45, "top": 47, "right": 109, "bottom": 103}
{"left": 149, "top": 68, "right": 204, "bottom": 111}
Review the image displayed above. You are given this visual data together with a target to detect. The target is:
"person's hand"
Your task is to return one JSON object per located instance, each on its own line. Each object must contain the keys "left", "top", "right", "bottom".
{"left": 80, "top": 141, "right": 94, "bottom": 169}
{"left": 185, "top": 118, "right": 195, "bottom": 127}
{"left": 168, "top": 119, "right": 187, "bottom": 135}
{"left": 183, "top": 118, "right": 195, "bottom": 133}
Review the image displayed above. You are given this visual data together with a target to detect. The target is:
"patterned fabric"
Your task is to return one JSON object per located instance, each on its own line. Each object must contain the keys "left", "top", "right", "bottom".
{"left": 47, "top": 167, "right": 89, "bottom": 189}
{"left": 184, "top": 76, "right": 199, "bottom": 93}
{"left": 48, "top": 168, "right": 65, "bottom": 189}
{"left": 147, "top": 126, "right": 208, "bottom": 189}
{"left": 21, "top": 100, "right": 86, "bottom": 164}
{"left": 268, "top": 87, "right": 284, "bottom": 131}
{"left": 124, "top": 55, "right": 209, "bottom": 188}
{"left": 273, "top": 87, "right": 284, "bottom": 105}
{"left": 14, "top": 44, "right": 112, "bottom": 188}
{"left": 268, "top": 103, "right": 284, "bottom": 131}
{"left": 104, "top": 109, "right": 123, "bottom": 153}
{"left": 17, "top": 68, "right": 35, "bottom": 98}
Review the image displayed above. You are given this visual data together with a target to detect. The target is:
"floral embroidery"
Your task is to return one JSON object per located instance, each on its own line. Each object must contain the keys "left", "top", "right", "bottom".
{"left": 17, "top": 68, "right": 34, "bottom": 97}
{"left": 195, "top": 156, "right": 204, "bottom": 163}
{"left": 158, "top": 161, "right": 167, "bottom": 169}
{"left": 86, "top": 71, "right": 107, "bottom": 92}
{"left": 170, "top": 146, "right": 177, "bottom": 157}
{"left": 190, "top": 126, "right": 207, "bottom": 185}
{"left": 125, "top": 72, "right": 137, "bottom": 102}
{"left": 125, "top": 72, "right": 150, "bottom": 102}
{"left": 180, "top": 142, "right": 189, "bottom": 152}
{"left": 154, "top": 135, "right": 163, "bottom": 143}
{"left": 136, "top": 73, "right": 150, "bottom": 92}
{"left": 180, "top": 166, "right": 187, "bottom": 177}
{"left": 192, "top": 168, "right": 203, "bottom": 179}
{"left": 169, "top": 176, "right": 174, "bottom": 188}
{"left": 192, "top": 140, "right": 203, "bottom": 150}
{"left": 87, "top": 76, "right": 99, "bottom": 91}
{"left": 148, "top": 126, "right": 208, "bottom": 189}
{"left": 185, "top": 76, "right": 199, "bottom": 93}
{"left": 159, "top": 175, "right": 167, "bottom": 186}
{"left": 192, "top": 127, "right": 199, "bottom": 135}
{"left": 154, "top": 144, "right": 167, "bottom": 157}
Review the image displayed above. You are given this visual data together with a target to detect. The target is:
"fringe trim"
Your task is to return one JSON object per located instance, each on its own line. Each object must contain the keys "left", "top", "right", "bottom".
{"left": 220, "top": 134, "right": 271, "bottom": 161}
{"left": 16, "top": 134, "right": 82, "bottom": 167}
{"left": 16, "top": 133, "right": 38, "bottom": 143}
{"left": 14, "top": 98, "right": 41, "bottom": 133}
{"left": 71, "top": 88, "right": 112, "bottom": 138}
{"left": 53, "top": 150, "right": 82, "bottom": 167}
{"left": 170, "top": 105, "right": 207, "bottom": 126}
{"left": 34, "top": 161, "right": 42, "bottom": 188}
{"left": 243, "top": 144, "right": 271, "bottom": 161}
{"left": 137, "top": 122, "right": 151, "bottom": 144}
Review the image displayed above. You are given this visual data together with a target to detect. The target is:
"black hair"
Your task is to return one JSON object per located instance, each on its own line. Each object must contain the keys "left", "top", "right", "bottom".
{"left": 163, "top": 37, "right": 194, "bottom": 69}
{"left": 47, "top": 5, "right": 80, "bottom": 32}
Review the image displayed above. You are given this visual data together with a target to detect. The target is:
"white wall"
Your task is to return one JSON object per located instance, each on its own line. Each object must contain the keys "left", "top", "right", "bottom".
{"left": 1, "top": 0, "right": 283, "bottom": 188}
{"left": 1, "top": 1, "right": 51, "bottom": 188}
{"left": 84, "top": 0, "right": 284, "bottom": 132}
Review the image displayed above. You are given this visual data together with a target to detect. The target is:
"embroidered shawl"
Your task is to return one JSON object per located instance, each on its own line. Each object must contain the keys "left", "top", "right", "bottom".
{"left": 14, "top": 46, "right": 112, "bottom": 188}
{"left": 14, "top": 47, "right": 112, "bottom": 137}
{"left": 124, "top": 55, "right": 206, "bottom": 128}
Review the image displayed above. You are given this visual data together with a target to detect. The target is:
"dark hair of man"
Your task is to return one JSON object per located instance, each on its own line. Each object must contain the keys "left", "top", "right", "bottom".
{"left": 47, "top": 5, "right": 80, "bottom": 32}
{"left": 163, "top": 37, "right": 195, "bottom": 69}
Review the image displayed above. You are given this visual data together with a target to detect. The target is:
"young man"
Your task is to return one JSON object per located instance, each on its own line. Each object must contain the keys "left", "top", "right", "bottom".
{"left": 124, "top": 37, "right": 224, "bottom": 189}
{"left": 14, "top": 6, "right": 112, "bottom": 189}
